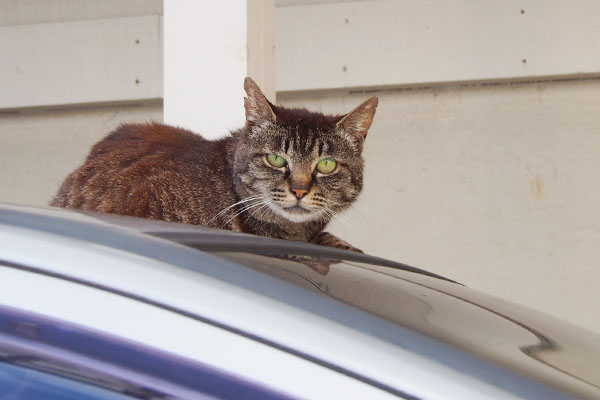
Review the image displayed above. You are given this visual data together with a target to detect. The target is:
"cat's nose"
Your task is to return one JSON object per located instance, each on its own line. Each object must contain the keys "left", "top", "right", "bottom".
{"left": 291, "top": 188, "right": 309, "bottom": 199}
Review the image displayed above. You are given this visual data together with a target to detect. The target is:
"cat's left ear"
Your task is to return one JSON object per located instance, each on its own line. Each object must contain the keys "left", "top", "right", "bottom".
{"left": 336, "top": 97, "right": 378, "bottom": 144}
{"left": 244, "top": 77, "right": 276, "bottom": 127}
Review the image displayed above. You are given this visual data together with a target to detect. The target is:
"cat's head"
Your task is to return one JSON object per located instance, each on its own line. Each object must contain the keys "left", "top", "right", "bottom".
{"left": 232, "top": 77, "right": 377, "bottom": 224}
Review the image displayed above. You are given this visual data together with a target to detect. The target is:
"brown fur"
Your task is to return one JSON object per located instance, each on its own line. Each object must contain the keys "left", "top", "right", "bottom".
{"left": 51, "top": 78, "right": 377, "bottom": 251}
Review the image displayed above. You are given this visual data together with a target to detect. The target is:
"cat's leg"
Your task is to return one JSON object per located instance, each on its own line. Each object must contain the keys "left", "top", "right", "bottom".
{"left": 312, "top": 231, "right": 363, "bottom": 253}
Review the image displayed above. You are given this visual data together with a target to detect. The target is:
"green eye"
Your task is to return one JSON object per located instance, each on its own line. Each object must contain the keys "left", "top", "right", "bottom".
{"left": 316, "top": 158, "right": 337, "bottom": 174}
{"left": 266, "top": 153, "right": 287, "bottom": 168}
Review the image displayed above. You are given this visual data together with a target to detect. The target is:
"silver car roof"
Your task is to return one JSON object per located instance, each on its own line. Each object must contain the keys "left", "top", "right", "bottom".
{"left": 1, "top": 204, "right": 598, "bottom": 399}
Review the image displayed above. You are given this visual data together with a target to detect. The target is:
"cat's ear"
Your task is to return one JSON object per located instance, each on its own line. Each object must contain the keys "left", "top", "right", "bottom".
{"left": 336, "top": 97, "right": 378, "bottom": 144}
{"left": 244, "top": 77, "right": 276, "bottom": 127}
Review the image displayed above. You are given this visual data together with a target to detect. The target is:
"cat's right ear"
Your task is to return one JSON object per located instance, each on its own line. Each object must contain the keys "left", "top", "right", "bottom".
{"left": 244, "top": 77, "right": 276, "bottom": 128}
{"left": 335, "top": 97, "right": 378, "bottom": 150}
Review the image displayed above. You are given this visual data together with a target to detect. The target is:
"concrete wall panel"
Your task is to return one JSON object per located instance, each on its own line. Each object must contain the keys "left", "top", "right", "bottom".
{"left": 277, "top": 0, "right": 600, "bottom": 91}
{"left": 0, "top": 0, "right": 162, "bottom": 26}
{"left": 0, "top": 15, "right": 163, "bottom": 110}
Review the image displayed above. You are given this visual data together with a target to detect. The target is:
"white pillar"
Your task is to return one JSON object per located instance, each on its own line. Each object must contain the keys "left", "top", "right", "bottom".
{"left": 247, "top": 0, "right": 276, "bottom": 102}
{"left": 163, "top": 0, "right": 275, "bottom": 139}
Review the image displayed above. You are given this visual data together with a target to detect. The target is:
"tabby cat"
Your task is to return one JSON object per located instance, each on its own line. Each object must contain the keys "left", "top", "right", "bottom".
{"left": 51, "top": 78, "right": 378, "bottom": 252}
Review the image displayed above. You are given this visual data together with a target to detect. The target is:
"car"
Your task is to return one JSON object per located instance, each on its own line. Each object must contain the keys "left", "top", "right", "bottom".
{"left": 0, "top": 203, "right": 599, "bottom": 399}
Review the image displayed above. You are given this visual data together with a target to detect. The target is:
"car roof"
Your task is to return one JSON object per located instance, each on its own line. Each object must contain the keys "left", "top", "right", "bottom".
{"left": 1, "top": 203, "right": 599, "bottom": 399}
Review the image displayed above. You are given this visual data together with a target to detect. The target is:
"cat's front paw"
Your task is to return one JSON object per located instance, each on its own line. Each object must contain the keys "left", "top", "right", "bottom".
{"left": 313, "top": 232, "right": 363, "bottom": 253}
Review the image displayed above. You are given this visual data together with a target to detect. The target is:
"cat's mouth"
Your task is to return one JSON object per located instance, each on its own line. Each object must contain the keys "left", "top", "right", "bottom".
{"left": 268, "top": 200, "right": 319, "bottom": 223}
{"left": 283, "top": 205, "right": 311, "bottom": 214}
{"left": 279, "top": 203, "right": 320, "bottom": 223}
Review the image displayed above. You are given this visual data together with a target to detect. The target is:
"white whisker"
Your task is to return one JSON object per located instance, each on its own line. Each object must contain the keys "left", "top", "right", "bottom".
{"left": 220, "top": 199, "right": 271, "bottom": 228}
{"left": 248, "top": 201, "right": 273, "bottom": 220}
{"left": 258, "top": 203, "right": 274, "bottom": 220}
{"left": 209, "top": 195, "right": 263, "bottom": 224}
{"left": 320, "top": 207, "right": 335, "bottom": 223}
{"left": 322, "top": 201, "right": 354, "bottom": 231}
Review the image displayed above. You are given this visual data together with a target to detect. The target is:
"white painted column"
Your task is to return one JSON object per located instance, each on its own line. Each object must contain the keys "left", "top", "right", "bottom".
{"left": 163, "top": 0, "right": 275, "bottom": 139}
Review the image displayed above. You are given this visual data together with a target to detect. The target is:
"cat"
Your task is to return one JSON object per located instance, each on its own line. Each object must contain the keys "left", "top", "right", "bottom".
{"left": 50, "top": 78, "right": 378, "bottom": 252}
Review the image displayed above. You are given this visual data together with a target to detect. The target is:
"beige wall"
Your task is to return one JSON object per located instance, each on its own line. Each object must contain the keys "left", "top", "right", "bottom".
{"left": 1, "top": 0, "right": 600, "bottom": 336}
{"left": 276, "top": 0, "right": 600, "bottom": 90}
{"left": 0, "top": 0, "right": 163, "bottom": 204}
{"left": 279, "top": 77, "right": 600, "bottom": 333}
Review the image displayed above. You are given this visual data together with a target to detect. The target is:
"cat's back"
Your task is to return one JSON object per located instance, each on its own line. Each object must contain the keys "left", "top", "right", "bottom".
{"left": 50, "top": 123, "right": 231, "bottom": 221}
{"left": 90, "top": 122, "right": 209, "bottom": 160}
